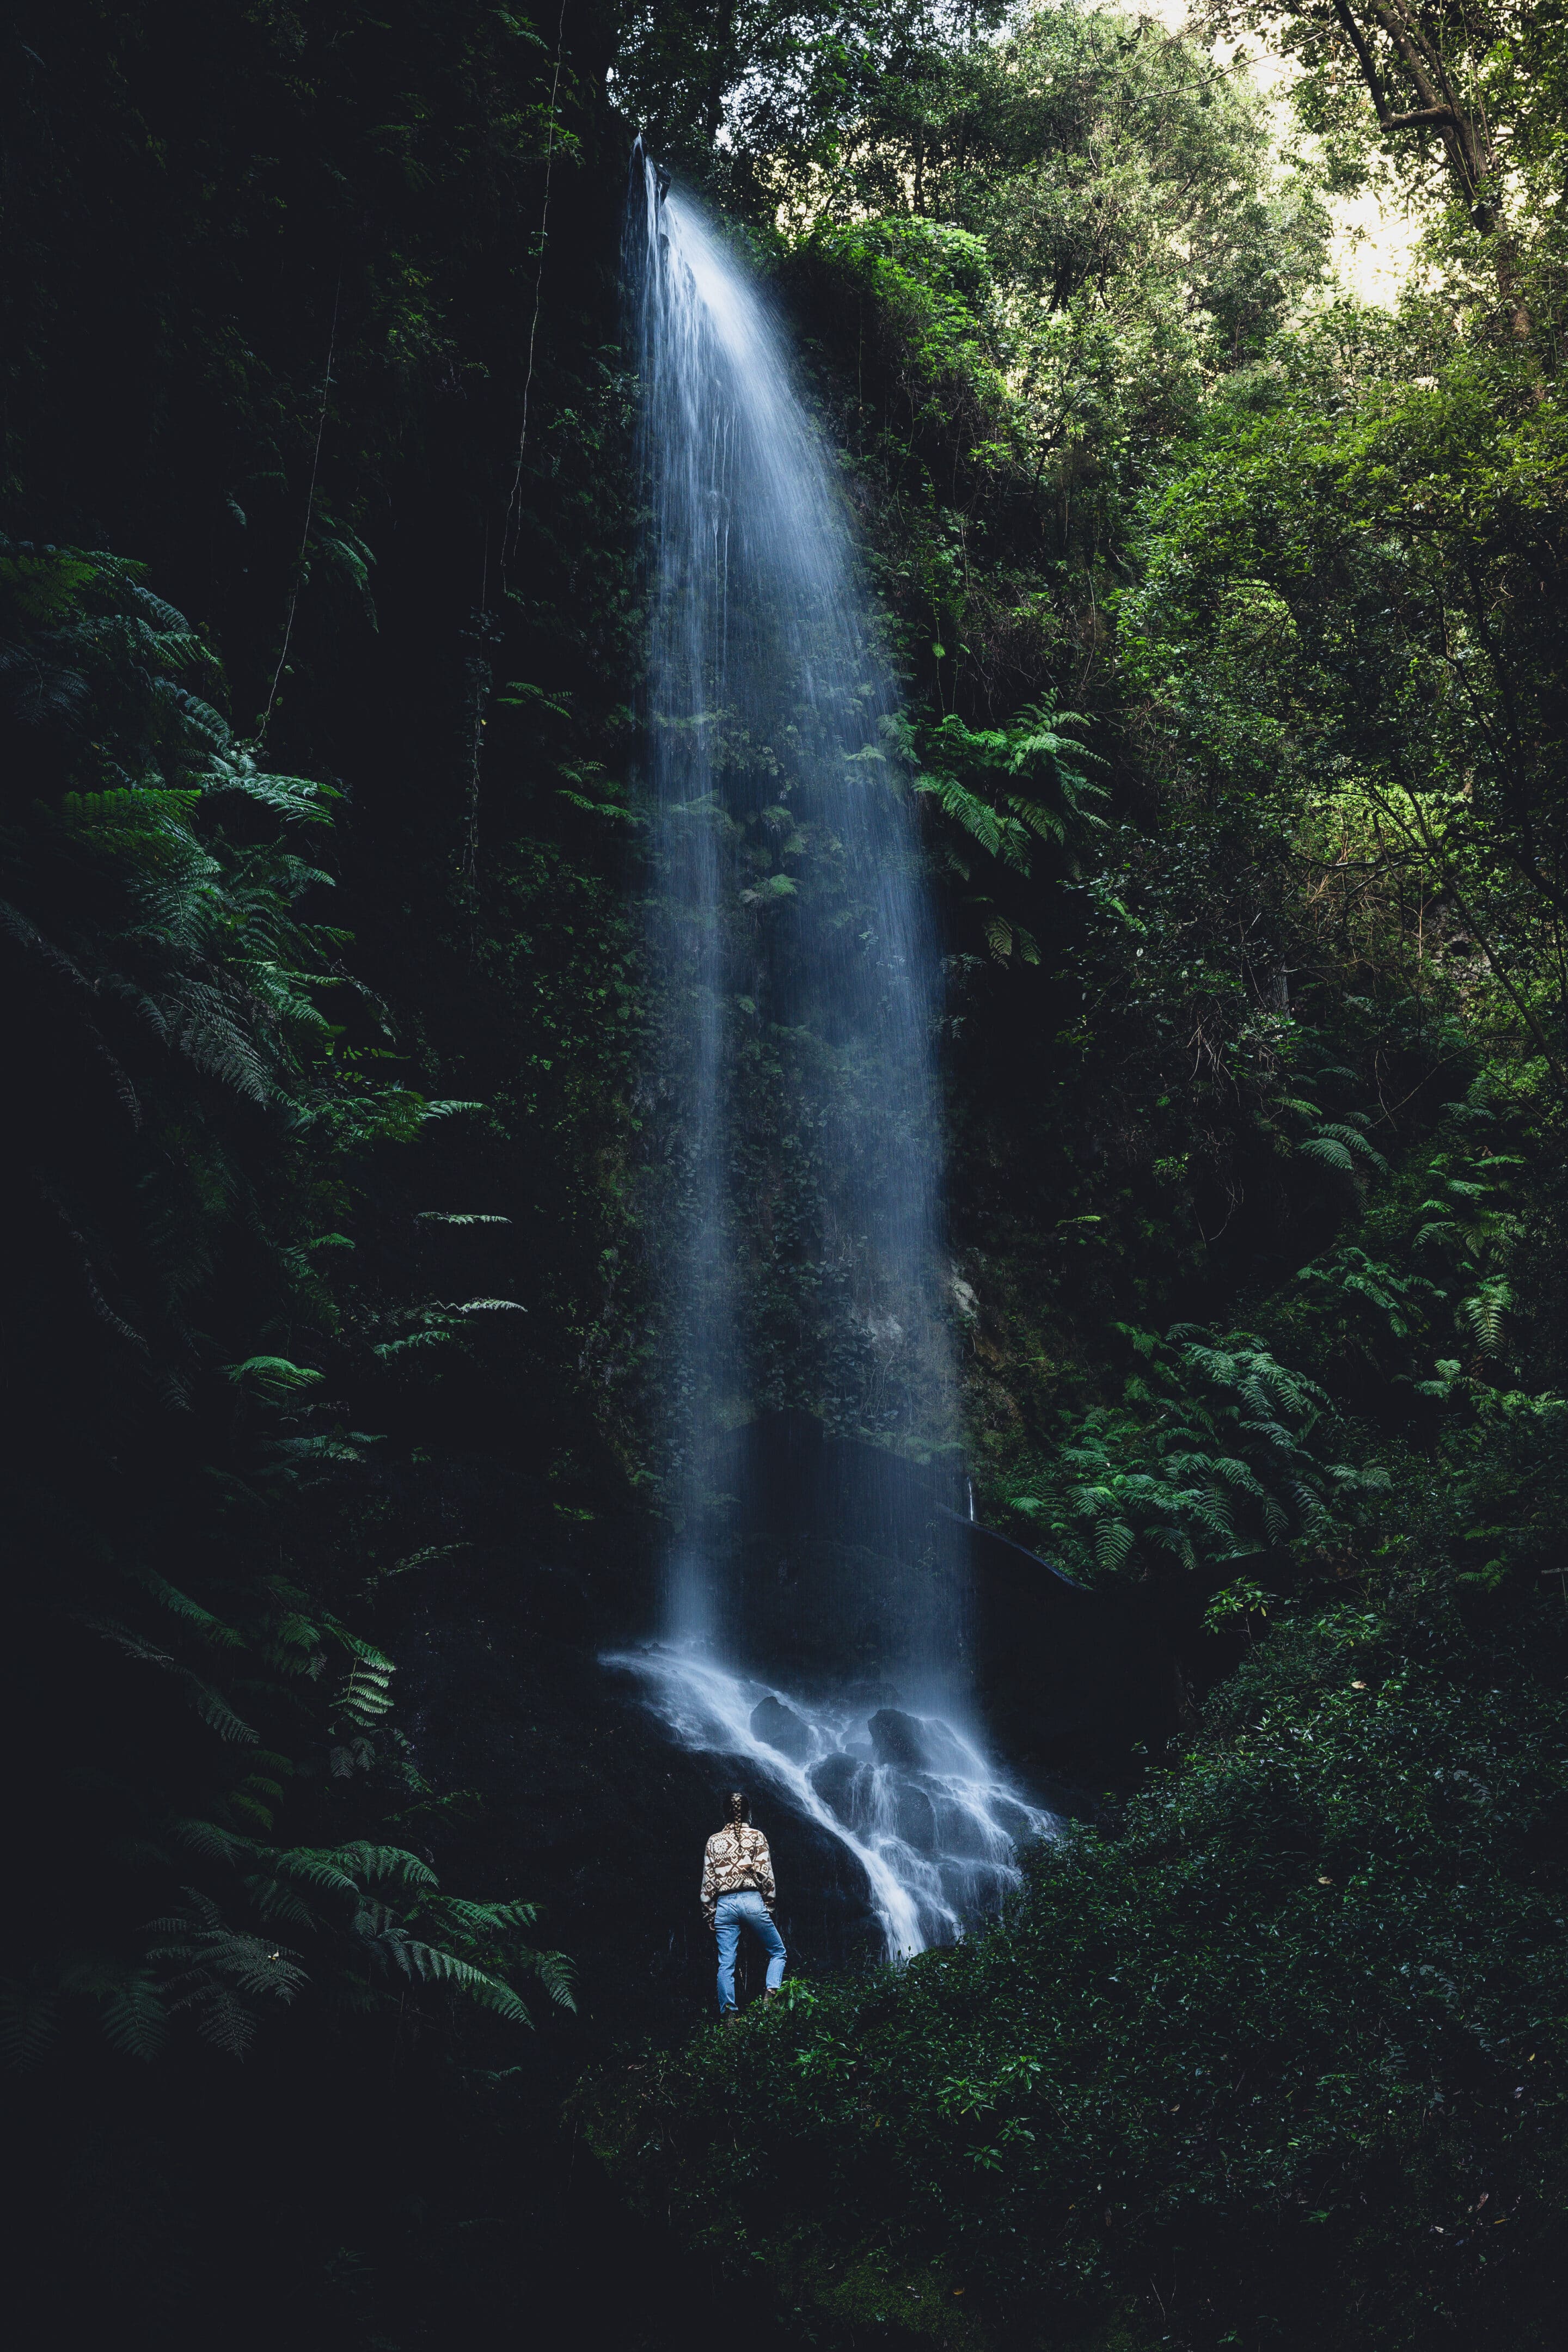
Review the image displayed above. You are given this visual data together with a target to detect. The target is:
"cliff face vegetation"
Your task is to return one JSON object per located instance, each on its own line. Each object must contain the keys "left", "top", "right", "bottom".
{"left": 4, "top": 5, "right": 1567, "bottom": 2348}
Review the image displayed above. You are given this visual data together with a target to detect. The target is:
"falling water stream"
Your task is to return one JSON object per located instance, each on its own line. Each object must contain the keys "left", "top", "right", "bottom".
{"left": 617, "top": 150, "right": 1054, "bottom": 1957}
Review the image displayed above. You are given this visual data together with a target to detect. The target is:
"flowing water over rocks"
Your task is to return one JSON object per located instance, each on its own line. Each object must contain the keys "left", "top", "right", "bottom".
{"left": 608, "top": 1643, "right": 1057, "bottom": 1958}
{"left": 623, "top": 150, "right": 1050, "bottom": 1955}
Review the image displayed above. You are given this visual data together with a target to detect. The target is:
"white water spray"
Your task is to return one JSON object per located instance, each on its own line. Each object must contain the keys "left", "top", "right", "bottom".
{"left": 609, "top": 1643, "right": 1056, "bottom": 1959}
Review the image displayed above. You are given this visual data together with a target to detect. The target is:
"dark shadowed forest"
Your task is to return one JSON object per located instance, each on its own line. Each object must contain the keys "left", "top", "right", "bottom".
{"left": 3, "top": 3, "right": 1566, "bottom": 2347}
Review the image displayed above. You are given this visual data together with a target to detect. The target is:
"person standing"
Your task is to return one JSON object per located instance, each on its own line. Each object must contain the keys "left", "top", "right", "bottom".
{"left": 701, "top": 1788, "right": 786, "bottom": 2017}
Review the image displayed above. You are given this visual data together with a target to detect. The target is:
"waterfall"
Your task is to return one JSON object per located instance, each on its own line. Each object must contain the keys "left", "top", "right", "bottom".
{"left": 616, "top": 149, "right": 1054, "bottom": 1957}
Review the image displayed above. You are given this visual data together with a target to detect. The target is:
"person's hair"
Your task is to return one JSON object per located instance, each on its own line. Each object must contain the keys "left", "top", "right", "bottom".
{"left": 725, "top": 1788, "right": 750, "bottom": 1828}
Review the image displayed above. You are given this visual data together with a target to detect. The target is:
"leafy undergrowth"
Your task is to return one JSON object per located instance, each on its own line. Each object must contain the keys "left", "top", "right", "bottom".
{"left": 578, "top": 1572, "right": 1568, "bottom": 2351}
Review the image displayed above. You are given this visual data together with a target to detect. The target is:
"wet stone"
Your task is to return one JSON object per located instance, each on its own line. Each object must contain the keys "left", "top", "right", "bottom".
{"left": 912, "top": 1717, "right": 975, "bottom": 1776}
{"left": 867, "top": 1707, "right": 929, "bottom": 1768}
{"left": 750, "top": 1694, "right": 816, "bottom": 1763}
{"left": 893, "top": 1784, "right": 938, "bottom": 1853}
{"left": 934, "top": 1798, "right": 997, "bottom": 1861}
{"left": 809, "top": 1751, "right": 860, "bottom": 1825}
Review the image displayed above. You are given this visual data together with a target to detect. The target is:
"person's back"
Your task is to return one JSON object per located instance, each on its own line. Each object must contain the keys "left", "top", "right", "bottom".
{"left": 701, "top": 1789, "right": 786, "bottom": 2017}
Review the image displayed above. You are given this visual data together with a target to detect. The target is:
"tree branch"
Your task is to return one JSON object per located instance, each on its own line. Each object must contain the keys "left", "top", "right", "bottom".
{"left": 1326, "top": 0, "right": 1492, "bottom": 211}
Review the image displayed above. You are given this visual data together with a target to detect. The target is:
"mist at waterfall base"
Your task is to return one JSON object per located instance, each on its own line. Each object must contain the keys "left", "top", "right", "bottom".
{"left": 617, "top": 150, "right": 1055, "bottom": 1958}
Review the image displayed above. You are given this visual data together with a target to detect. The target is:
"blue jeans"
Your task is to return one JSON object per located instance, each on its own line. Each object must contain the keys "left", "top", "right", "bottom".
{"left": 714, "top": 1890, "right": 786, "bottom": 2012}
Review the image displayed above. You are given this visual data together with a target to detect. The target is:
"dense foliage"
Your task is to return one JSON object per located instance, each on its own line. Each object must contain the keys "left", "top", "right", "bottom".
{"left": 0, "top": 534, "right": 577, "bottom": 2067}
{"left": 5, "top": 0, "right": 1568, "bottom": 2345}
{"left": 584, "top": 1587, "right": 1568, "bottom": 2348}
{"left": 576, "top": 5, "right": 1568, "bottom": 2348}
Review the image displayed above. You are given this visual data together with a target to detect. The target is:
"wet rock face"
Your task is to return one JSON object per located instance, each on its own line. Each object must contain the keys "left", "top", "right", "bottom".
{"left": 989, "top": 1796, "right": 1038, "bottom": 1845}
{"left": 866, "top": 1707, "right": 983, "bottom": 1776}
{"left": 867, "top": 1707, "right": 929, "bottom": 1768}
{"left": 750, "top": 1694, "right": 814, "bottom": 1763}
{"left": 809, "top": 1750, "right": 861, "bottom": 1826}
{"left": 934, "top": 1797, "right": 993, "bottom": 1860}
{"left": 893, "top": 1783, "right": 938, "bottom": 1853}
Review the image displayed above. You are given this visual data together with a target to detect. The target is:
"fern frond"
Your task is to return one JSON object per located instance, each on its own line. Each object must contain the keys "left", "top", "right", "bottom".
{"left": 1196, "top": 1500, "right": 1244, "bottom": 1543}
{"left": 333, "top": 1660, "right": 395, "bottom": 1726}
{"left": 1317, "top": 1122, "right": 1388, "bottom": 1172}
{"left": 184, "top": 1677, "right": 259, "bottom": 1745}
{"left": 270, "top": 1853, "right": 363, "bottom": 1899}
{"left": 1094, "top": 1517, "right": 1137, "bottom": 1572}
{"left": 0, "top": 1980, "right": 57, "bottom": 2071}
{"left": 202, "top": 749, "right": 332, "bottom": 823}
{"left": 155, "top": 982, "right": 273, "bottom": 1100}
{"left": 146, "top": 1892, "right": 307, "bottom": 2060}
{"left": 396, "top": 1940, "right": 536, "bottom": 2026}
{"left": 172, "top": 1816, "right": 252, "bottom": 1865}
{"left": 99, "top": 1971, "right": 168, "bottom": 2061}
{"left": 916, "top": 770, "right": 1003, "bottom": 856}
{"left": 84, "top": 1616, "right": 176, "bottom": 1669}
{"left": 984, "top": 912, "right": 1015, "bottom": 963}
{"left": 136, "top": 1569, "right": 244, "bottom": 1648}
{"left": 1004, "top": 792, "right": 1065, "bottom": 845}
{"left": 244, "top": 1878, "right": 319, "bottom": 1932}
{"left": 228, "top": 1791, "right": 275, "bottom": 1830}
{"left": 1145, "top": 1524, "right": 1198, "bottom": 1570}
{"left": 224, "top": 1354, "right": 325, "bottom": 1399}
{"left": 1298, "top": 1135, "right": 1356, "bottom": 1172}
{"left": 168, "top": 688, "right": 231, "bottom": 748}
{"left": 426, "top": 1897, "right": 540, "bottom": 1936}
{"left": 1460, "top": 1279, "right": 1511, "bottom": 1355}
{"left": 191, "top": 1987, "right": 259, "bottom": 2058}
{"left": 336, "top": 1842, "right": 440, "bottom": 1888}
{"left": 125, "top": 581, "right": 195, "bottom": 635}
{"left": 527, "top": 1949, "right": 577, "bottom": 2011}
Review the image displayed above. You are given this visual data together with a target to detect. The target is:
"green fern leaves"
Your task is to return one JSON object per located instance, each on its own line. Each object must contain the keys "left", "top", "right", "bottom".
{"left": 145, "top": 1893, "right": 307, "bottom": 2057}
{"left": 333, "top": 1655, "right": 396, "bottom": 1729}
{"left": 1012, "top": 1325, "right": 1384, "bottom": 1590}
{"left": 912, "top": 702, "right": 1106, "bottom": 961}
{"left": 1, "top": 535, "right": 571, "bottom": 2084}
{"left": 1460, "top": 1277, "right": 1512, "bottom": 1356}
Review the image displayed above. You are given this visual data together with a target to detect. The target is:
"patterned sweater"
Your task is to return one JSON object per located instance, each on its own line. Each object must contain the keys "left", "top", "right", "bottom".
{"left": 700, "top": 1821, "right": 776, "bottom": 1928}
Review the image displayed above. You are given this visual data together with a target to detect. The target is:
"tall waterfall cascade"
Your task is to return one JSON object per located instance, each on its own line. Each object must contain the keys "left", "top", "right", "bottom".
{"left": 616, "top": 150, "right": 1055, "bottom": 1957}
